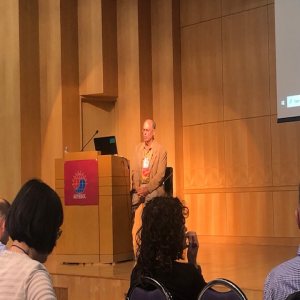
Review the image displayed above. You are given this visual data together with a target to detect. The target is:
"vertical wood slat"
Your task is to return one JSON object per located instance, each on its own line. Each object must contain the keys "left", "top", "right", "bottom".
{"left": 78, "top": 0, "right": 117, "bottom": 96}
{"left": 39, "top": 0, "right": 63, "bottom": 187}
{"left": 0, "top": 1, "right": 22, "bottom": 198}
{"left": 60, "top": 0, "right": 80, "bottom": 153}
{"left": 19, "top": 0, "right": 41, "bottom": 183}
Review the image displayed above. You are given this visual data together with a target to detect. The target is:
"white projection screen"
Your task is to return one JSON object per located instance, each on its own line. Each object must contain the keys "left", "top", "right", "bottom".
{"left": 275, "top": 0, "right": 300, "bottom": 122}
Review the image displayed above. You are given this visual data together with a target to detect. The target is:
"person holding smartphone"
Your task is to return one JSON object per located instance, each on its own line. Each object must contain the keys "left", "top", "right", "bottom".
{"left": 129, "top": 196, "right": 206, "bottom": 300}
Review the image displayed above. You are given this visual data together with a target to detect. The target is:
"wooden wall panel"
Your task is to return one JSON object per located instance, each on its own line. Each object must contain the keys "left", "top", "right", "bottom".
{"left": 183, "top": 123, "right": 225, "bottom": 189}
{"left": 222, "top": 7, "right": 270, "bottom": 120}
{"left": 60, "top": 0, "right": 80, "bottom": 153}
{"left": 116, "top": 0, "right": 141, "bottom": 162}
{"left": 54, "top": 287, "right": 68, "bottom": 300}
{"left": 222, "top": 0, "right": 268, "bottom": 15}
{"left": 81, "top": 101, "right": 116, "bottom": 151}
{"left": 19, "top": 0, "right": 41, "bottom": 183}
{"left": 224, "top": 117, "right": 272, "bottom": 187}
{"left": 151, "top": 0, "right": 181, "bottom": 194}
{"left": 184, "top": 193, "right": 227, "bottom": 236}
{"left": 172, "top": 0, "right": 184, "bottom": 198}
{"left": 273, "top": 191, "right": 299, "bottom": 237}
{"left": 268, "top": 4, "right": 277, "bottom": 115}
{"left": 226, "top": 192, "right": 273, "bottom": 236}
{"left": 101, "top": 0, "right": 117, "bottom": 96}
{"left": 78, "top": 0, "right": 117, "bottom": 96}
{"left": 181, "top": 19, "right": 223, "bottom": 126}
{"left": 0, "top": 0, "right": 21, "bottom": 199}
{"left": 138, "top": 0, "right": 153, "bottom": 123}
{"left": 0, "top": 0, "right": 21, "bottom": 200}
{"left": 180, "top": 0, "right": 221, "bottom": 26}
{"left": 180, "top": 0, "right": 298, "bottom": 244}
{"left": 271, "top": 116, "right": 300, "bottom": 186}
{"left": 151, "top": 2, "right": 174, "bottom": 158}
{"left": 39, "top": 0, "right": 63, "bottom": 187}
{"left": 184, "top": 192, "right": 276, "bottom": 237}
{"left": 78, "top": 0, "right": 103, "bottom": 95}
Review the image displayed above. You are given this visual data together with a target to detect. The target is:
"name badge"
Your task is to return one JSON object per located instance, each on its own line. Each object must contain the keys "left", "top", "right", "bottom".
{"left": 142, "top": 157, "right": 150, "bottom": 169}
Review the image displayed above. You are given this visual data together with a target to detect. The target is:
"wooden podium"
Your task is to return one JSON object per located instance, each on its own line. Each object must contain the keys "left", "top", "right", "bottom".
{"left": 54, "top": 151, "right": 133, "bottom": 264}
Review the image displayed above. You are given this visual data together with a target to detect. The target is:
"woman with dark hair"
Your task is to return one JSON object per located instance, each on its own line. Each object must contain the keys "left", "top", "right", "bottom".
{"left": 0, "top": 178, "right": 64, "bottom": 299}
{"left": 129, "top": 196, "right": 206, "bottom": 300}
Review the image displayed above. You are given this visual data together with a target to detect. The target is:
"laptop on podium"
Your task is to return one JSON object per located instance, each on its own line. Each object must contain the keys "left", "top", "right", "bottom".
{"left": 93, "top": 136, "right": 118, "bottom": 155}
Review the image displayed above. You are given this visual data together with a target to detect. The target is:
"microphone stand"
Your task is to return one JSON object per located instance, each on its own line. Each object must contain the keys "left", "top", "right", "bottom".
{"left": 81, "top": 130, "right": 99, "bottom": 151}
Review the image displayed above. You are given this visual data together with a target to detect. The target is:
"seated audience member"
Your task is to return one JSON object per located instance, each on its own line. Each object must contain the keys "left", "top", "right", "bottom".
{"left": 264, "top": 189, "right": 300, "bottom": 300}
{"left": 0, "top": 179, "right": 64, "bottom": 300}
{"left": 129, "top": 196, "right": 206, "bottom": 300}
{"left": 0, "top": 198, "right": 11, "bottom": 252}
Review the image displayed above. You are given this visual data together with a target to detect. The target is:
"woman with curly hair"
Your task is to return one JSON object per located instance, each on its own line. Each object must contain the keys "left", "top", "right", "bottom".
{"left": 129, "top": 196, "right": 206, "bottom": 300}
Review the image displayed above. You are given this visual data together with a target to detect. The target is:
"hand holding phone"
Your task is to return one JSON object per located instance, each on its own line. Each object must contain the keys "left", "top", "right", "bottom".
{"left": 186, "top": 231, "right": 198, "bottom": 248}
{"left": 185, "top": 231, "right": 199, "bottom": 266}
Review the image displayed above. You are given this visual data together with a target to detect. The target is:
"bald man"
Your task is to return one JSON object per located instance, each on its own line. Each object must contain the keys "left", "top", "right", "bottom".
{"left": 0, "top": 198, "right": 11, "bottom": 252}
{"left": 131, "top": 119, "right": 167, "bottom": 207}
{"left": 131, "top": 119, "right": 167, "bottom": 255}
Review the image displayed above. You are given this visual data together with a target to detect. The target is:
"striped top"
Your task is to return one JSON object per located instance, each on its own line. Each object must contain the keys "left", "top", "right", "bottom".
{"left": 0, "top": 250, "right": 56, "bottom": 300}
{"left": 264, "top": 246, "right": 300, "bottom": 300}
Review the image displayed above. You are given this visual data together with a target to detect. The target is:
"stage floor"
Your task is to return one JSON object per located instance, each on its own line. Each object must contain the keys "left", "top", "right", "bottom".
{"left": 46, "top": 242, "right": 298, "bottom": 300}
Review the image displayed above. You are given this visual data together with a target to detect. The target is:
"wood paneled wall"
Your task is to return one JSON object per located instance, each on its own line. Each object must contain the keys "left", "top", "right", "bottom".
{"left": 151, "top": 0, "right": 181, "bottom": 194}
{"left": 39, "top": 0, "right": 63, "bottom": 186}
{"left": 78, "top": 0, "right": 117, "bottom": 96}
{"left": 0, "top": 0, "right": 21, "bottom": 200}
{"left": 60, "top": 0, "right": 81, "bottom": 153}
{"left": 181, "top": 0, "right": 300, "bottom": 243}
{"left": 0, "top": 0, "right": 40, "bottom": 199}
{"left": 19, "top": 0, "right": 41, "bottom": 183}
{"left": 115, "top": 0, "right": 142, "bottom": 162}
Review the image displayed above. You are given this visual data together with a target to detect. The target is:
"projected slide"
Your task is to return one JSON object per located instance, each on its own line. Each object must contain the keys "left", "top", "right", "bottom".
{"left": 275, "top": 0, "right": 300, "bottom": 122}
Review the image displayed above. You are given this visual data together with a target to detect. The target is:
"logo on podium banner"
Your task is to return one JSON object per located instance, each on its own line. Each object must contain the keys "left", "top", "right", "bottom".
{"left": 64, "top": 159, "right": 98, "bottom": 205}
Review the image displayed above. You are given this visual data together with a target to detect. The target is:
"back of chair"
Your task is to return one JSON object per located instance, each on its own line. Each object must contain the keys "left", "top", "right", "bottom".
{"left": 286, "top": 291, "right": 300, "bottom": 300}
{"left": 127, "top": 276, "right": 172, "bottom": 300}
{"left": 163, "top": 167, "right": 173, "bottom": 197}
{"left": 197, "top": 278, "right": 247, "bottom": 300}
{"left": 129, "top": 287, "right": 168, "bottom": 300}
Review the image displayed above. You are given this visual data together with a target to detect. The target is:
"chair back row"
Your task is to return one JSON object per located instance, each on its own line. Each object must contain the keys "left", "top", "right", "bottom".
{"left": 127, "top": 276, "right": 247, "bottom": 300}
{"left": 126, "top": 276, "right": 172, "bottom": 300}
{"left": 197, "top": 278, "right": 247, "bottom": 300}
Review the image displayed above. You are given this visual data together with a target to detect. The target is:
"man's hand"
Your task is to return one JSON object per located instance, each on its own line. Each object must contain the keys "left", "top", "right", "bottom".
{"left": 136, "top": 186, "right": 149, "bottom": 197}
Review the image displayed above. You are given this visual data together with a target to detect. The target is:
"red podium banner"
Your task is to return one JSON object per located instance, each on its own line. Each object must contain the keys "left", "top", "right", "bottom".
{"left": 64, "top": 159, "right": 98, "bottom": 205}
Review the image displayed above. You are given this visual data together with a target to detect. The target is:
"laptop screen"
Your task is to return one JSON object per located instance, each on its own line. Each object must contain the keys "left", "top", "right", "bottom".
{"left": 93, "top": 136, "right": 118, "bottom": 155}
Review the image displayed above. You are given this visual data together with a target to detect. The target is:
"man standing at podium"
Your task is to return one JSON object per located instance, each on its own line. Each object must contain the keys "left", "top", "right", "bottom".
{"left": 132, "top": 119, "right": 167, "bottom": 206}
{"left": 131, "top": 119, "right": 167, "bottom": 254}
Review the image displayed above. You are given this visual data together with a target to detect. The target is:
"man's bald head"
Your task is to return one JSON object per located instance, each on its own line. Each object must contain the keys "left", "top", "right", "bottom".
{"left": 0, "top": 198, "right": 10, "bottom": 245}
{"left": 0, "top": 198, "right": 10, "bottom": 220}
{"left": 142, "top": 119, "right": 156, "bottom": 145}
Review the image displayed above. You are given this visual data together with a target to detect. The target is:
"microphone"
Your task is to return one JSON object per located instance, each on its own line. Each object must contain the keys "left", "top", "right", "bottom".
{"left": 81, "top": 130, "right": 99, "bottom": 151}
